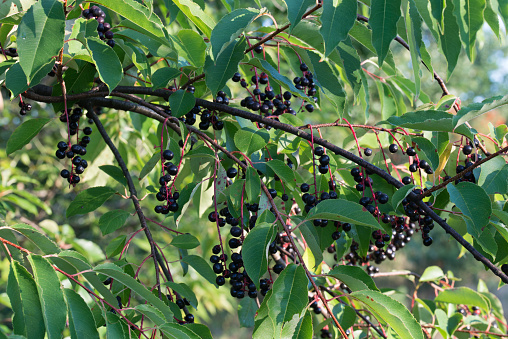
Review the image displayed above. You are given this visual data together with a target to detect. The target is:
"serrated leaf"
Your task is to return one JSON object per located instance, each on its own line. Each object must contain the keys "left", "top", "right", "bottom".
{"left": 211, "top": 8, "right": 259, "bottom": 60}
{"left": 453, "top": 94, "right": 508, "bottom": 128}
{"left": 5, "top": 61, "right": 54, "bottom": 97}
{"left": 279, "top": 310, "right": 313, "bottom": 338}
{"left": 298, "top": 221, "right": 323, "bottom": 269}
{"left": 105, "top": 313, "right": 130, "bottom": 339}
{"left": 151, "top": 67, "right": 182, "bottom": 90}
{"left": 265, "top": 159, "right": 297, "bottom": 190}
{"left": 135, "top": 304, "right": 166, "bottom": 326}
{"left": 99, "top": 210, "right": 131, "bottom": 235}
{"left": 267, "top": 264, "right": 308, "bottom": 323}
{"left": 66, "top": 186, "right": 116, "bottom": 218}
{"left": 234, "top": 129, "right": 269, "bottom": 156}
{"left": 453, "top": 0, "right": 486, "bottom": 60}
{"left": 174, "top": 29, "right": 207, "bottom": 68}
{"left": 440, "top": 0, "right": 462, "bottom": 78}
{"left": 320, "top": 0, "right": 357, "bottom": 57}
{"left": 86, "top": 37, "right": 122, "bottom": 92}
{"left": 106, "top": 235, "right": 127, "bottom": 258}
{"left": 17, "top": 0, "right": 65, "bottom": 81}
{"left": 11, "top": 224, "right": 59, "bottom": 254}
{"left": 139, "top": 152, "right": 160, "bottom": 180}
{"left": 99, "top": 165, "right": 127, "bottom": 187}
{"left": 172, "top": 0, "right": 215, "bottom": 38}
{"left": 170, "top": 233, "right": 200, "bottom": 249}
{"left": 28, "top": 255, "right": 66, "bottom": 339}
{"left": 332, "top": 304, "right": 357, "bottom": 331}
{"left": 419, "top": 266, "right": 445, "bottom": 282}
{"left": 242, "top": 222, "right": 276, "bottom": 289}
{"left": 205, "top": 38, "right": 247, "bottom": 96}
{"left": 245, "top": 167, "right": 261, "bottom": 202}
{"left": 7, "top": 261, "right": 45, "bottom": 339}
{"left": 350, "top": 290, "right": 424, "bottom": 339}
{"left": 174, "top": 182, "right": 201, "bottom": 226}
{"left": 181, "top": 255, "right": 218, "bottom": 287}
{"left": 64, "top": 289, "right": 100, "bottom": 339}
{"left": 413, "top": 137, "right": 439, "bottom": 170}
{"left": 6, "top": 118, "right": 51, "bottom": 155}
{"left": 478, "top": 159, "right": 508, "bottom": 195}
{"left": 392, "top": 184, "right": 415, "bottom": 213}
{"left": 238, "top": 297, "right": 258, "bottom": 328}
{"left": 165, "top": 282, "right": 198, "bottom": 309}
{"left": 168, "top": 89, "right": 196, "bottom": 118}
{"left": 385, "top": 110, "right": 474, "bottom": 139}
{"left": 435, "top": 287, "right": 490, "bottom": 312}
{"left": 284, "top": 0, "right": 315, "bottom": 33}
{"left": 327, "top": 266, "right": 379, "bottom": 291}
{"left": 370, "top": 0, "right": 402, "bottom": 66}
{"left": 447, "top": 182, "right": 494, "bottom": 256}
{"left": 308, "top": 52, "right": 345, "bottom": 111}
{"left": 305, "top": 199, "right": 387, "bottom": 232}
{"left": 94, "top": 263, "right": 173, "bottom": 320}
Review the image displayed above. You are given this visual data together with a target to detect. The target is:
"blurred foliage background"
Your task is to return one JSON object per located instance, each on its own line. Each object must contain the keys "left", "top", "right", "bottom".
{"left": 1, "top": 1, "right": 507, "bottom": 337}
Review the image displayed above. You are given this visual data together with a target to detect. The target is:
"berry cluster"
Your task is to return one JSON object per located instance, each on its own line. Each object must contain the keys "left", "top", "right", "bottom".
{"left": 18, "top": 101, "right": 32, "bottom": 116}
{"left": 233, "top": 62, "right": 318, "bottom": 117}
{"left": 154, "top": 149, "right": 180, "bottom": 214}
{"left": 208, "top": 204, "right": 275, "bottom": 299}
{"left": 176, "top": 92, "right": 227, "bottom": 131}
{"left": 82, "top": 5, "right": 115, "bottom": 47}
{"left": 55, "top": 107, "right": 91, "bottom": 185}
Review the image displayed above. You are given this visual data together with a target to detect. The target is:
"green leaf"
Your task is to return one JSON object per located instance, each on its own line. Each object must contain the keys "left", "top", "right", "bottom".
{"left": 64, "top": 289, "right": 100, "bottom": 339}
{"left": 440, "top": 0, "right": 462, "bottom": 78}
{"left": 165, "top": 282, "right": 198, "bottom": 309}
{"left": 332, "top": 304, "right": 357, "bottom": 331}
{"left": 57, "top": 251, "right": 117, "bottom": 306}
{"left": 86, "top": 37, "right": 122, "bottom": 92}
{"left": 307, "top": 52, "right": 346, "bottom": 111}
{"left": 238, "top": 297, "right": 258, "bottom": 328}
{"left": 139, "top": 152, "right": 160, "bottom": 180}
{"left": 265, "top": 159, "right": 297, "bottom": 190}
{"left": 6, "top": 118, "right": 51, "bottom": 155}
{"left": 453, "top": 94, "right": 508, "bottom": 128}
{"left": 172, "top": 0, "right": 216, "bottom": 38}
{"left": 174, "top": 182, "right": 201, "bottom": 226}
{"left": 447, "top": 183, "right": 494, "bottom": 255}
{"left": 17, "top": 0, "right": 65, "bottom": 81}
{"left": 327, "top": 266, "right": 379, "bottom": 291}
{"left": 105, "top": 313, "right": 129, "bottom": 339}
{"left": 335, "top": 38, "right": 362, "bottom": 98}
{"left": 392, "top": 184, "right": 415, "bottom": 213}
{"left": 11, "top": 224, "right": 60, "bottom": 254}
{"left": 267, "top": 264, "right": 308, "bottom": 323}
{"left": 94, "top": 263, "right": 173, "bottom": 320}
{"left": 435, "top": 287, "right": 490, "bottom": 312}
{"left": 246, "top": 58, "right": 309, "bottom": 100}
{"left": 5, "top": 61, "right": 55, "bottom": 97}
{"left": 280, "top": 310, "right": 313, "bottom": 338}
{"left": 170, "top": 233, "right": 200, "bottom": 249}
{"left": 453, "top": 0, "right": 486, "bottom": 60}
{"left": 484, "top": 0, "right": 501, "bottom": 37}
{"left": 242, "top": 222, "right": 276, "bottom": 289}
{"left": 245, "top": 167, "right": 261, "bottom": 202}
{"left": 169, "top": 89, "right": 196, "bottom": 118}
{"left": 284, "top": 0, "right": 315, "bottom": 33}
{"left": 151, "top": 67, "right": 182, "bottom": 90}
{"left": 320, "top": 0, "right": 357, "bottom": 57}
{"left": 181, "top": 255, "right": 218, "bottom": 287}
{"left": 99, "top": 210, "right": 131, "bottom": 235}
{"left": 135, "top": 304, "right": 166, "bottom": 326}
{"left": 174, "top": 29, "right": 207, "bottom": 68}
{"left": 99, "top": 165, "right": 127, "bottom": 187}
{"left": 350, "top": 290, "right": 424, "bottom": 339}
{"left": 412, "top": 137, "right": 439, "bottom": 170}
{"left": 7, "top": 261, "right": 45, "bottom": 339}
{"left": 106, "top": 235, "right": 127, "bottom": 258}
{"left": 234, "top": 129, "right": 270, "bottom": 156}
{"left": 420, "top": 266, "right": 445, "bottom": 282}
{"left": 52, "top": 63, "right": 96, "bottom": 112}
{"left": 385, "top": 110, "right": 474, "bottom": 139}
{"left": 478, "top": 158, "right": 508, "bottom": 195}
{"left": 28, "top": 255, "right": 66, "bottom": 339}
{"left": 66, "top": 186, "right": 117, "bottom": 218}
{"left": 211, "top": 8, "right": 259, "bottom": 60}
{"left": 298, "top": 221, "right": 323, "bottom": 269}
{"left": 370, "top": 0, "right": 402, "bottom": 66}
{"left": 305, "top": 199, "right": 387, "bottom": 232}
{"left": 205, "top": 38, "right": 247, "bottom": 96}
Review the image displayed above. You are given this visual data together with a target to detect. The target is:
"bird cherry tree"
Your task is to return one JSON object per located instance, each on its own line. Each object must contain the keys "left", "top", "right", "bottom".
{"left": 1, "top": 0, "right": 508, "bottom": 338}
